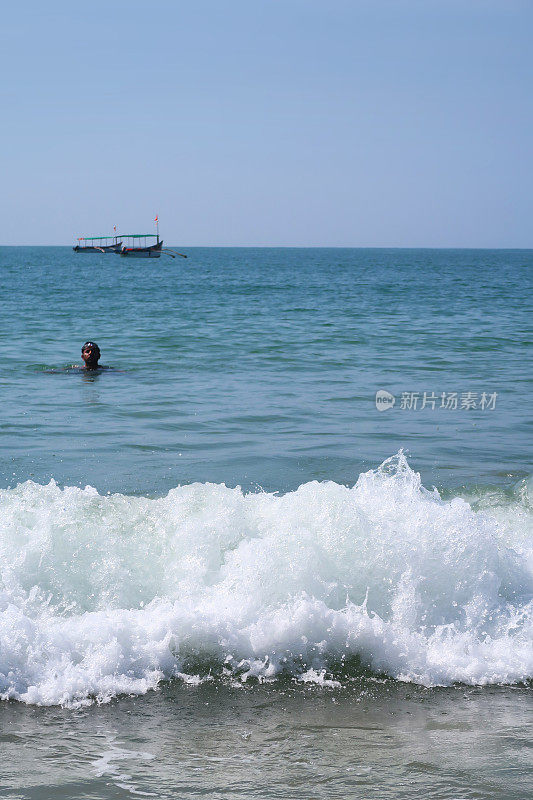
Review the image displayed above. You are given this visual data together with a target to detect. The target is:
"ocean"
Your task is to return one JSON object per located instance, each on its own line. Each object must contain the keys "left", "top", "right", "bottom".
{"left": 0, "top": 247, "right": 531, "bottom": 799}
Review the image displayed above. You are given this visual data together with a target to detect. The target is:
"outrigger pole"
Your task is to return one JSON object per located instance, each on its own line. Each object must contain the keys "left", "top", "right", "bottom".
{"left": 162, "top": 248, "right": 187, "bottom": 259}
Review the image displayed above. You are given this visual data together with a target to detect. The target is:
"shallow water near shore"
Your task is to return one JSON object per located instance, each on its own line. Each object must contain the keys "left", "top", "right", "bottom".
{"left": 1, "top": 682, "right": 531, "bottom": 800}
{"left": 0, "top": 247, "right": 532, "bottom": 797}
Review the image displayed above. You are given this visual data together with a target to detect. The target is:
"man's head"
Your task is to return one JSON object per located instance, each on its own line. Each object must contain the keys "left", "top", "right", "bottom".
{"left": 81, "top": 341, "right": 101, "bottom": 368}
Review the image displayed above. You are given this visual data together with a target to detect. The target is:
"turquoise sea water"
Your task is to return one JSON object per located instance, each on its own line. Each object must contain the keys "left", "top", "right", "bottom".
{"left": 1, "top": 247, "right": 531, "bottom": 494}
{"left": 0, "top": 247, "right": 532, "bottom": 799}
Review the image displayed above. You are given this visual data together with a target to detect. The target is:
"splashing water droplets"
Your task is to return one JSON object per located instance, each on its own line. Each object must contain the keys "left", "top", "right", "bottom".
{"left": 0, "top": 453, "right": 531, "bottom": 705}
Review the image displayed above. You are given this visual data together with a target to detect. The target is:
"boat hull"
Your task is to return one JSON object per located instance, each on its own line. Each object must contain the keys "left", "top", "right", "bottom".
{"left": 73, "top": 243, "right": 122, "bottom": 253}
{"left": 120, "top": 240, "right": 163, "bottom": 258}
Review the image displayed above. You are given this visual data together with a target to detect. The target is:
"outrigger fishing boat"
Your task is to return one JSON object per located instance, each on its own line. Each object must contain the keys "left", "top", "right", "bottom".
{"left": 73, "top": 236, "right": 122, "bottom": 253}
{"left": 73, "top": 218, "right": 186, "bottom": 259}
{"left": 119, "top": 217, "right": 186, "bottom": 259}
{"left": 119, "top": 233, "right": 164, "bottom": 258}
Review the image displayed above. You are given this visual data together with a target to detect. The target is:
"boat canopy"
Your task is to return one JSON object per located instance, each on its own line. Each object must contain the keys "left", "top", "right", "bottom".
{"left": 121, "top": 234, "right": 158, "bottom": 239}
{"left": 78, "top": 236, "right": 120, "bottom": 241}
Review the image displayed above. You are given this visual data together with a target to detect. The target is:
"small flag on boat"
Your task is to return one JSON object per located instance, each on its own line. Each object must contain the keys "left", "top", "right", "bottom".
{"left": 113, "top": 225, "right": 116, "bottom": 232}
{"left": 155, "top": 215, "right": 158, "bottom": 223}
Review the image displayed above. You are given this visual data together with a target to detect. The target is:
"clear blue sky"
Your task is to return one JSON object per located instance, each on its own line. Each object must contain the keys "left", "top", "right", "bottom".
{"left": 1, "top": 0, "right": 531, "bottom": 246}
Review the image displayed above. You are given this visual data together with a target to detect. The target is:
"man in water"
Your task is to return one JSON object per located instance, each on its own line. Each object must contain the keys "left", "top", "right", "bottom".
{"left": 81, "top": 341, "right": 101, "bottom": 370}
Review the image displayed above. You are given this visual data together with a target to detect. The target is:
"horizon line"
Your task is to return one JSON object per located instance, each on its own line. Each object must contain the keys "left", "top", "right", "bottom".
{"left": 1, "top": 244, "right": 532, "bottom": 251}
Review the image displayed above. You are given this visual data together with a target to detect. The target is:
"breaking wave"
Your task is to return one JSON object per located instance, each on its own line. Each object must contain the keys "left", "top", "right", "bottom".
{"left": 1, "top": 453, "right": 532, "bottom": 706}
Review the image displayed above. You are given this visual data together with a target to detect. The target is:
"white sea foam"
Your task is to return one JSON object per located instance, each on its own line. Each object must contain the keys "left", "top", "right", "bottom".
{"left": 0, "top": 453, "right": 531, "bottom": 706}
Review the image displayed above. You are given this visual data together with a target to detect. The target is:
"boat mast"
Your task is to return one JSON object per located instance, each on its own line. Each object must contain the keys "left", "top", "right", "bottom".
{"left": 155, "top": 214, "right": 159, "bottom": 244}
